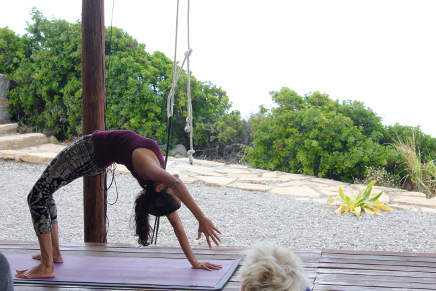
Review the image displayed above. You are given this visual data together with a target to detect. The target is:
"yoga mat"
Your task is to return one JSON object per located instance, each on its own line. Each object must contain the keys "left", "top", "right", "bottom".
{"left": 7, "top": 253, "right": 240, "bottom": 290}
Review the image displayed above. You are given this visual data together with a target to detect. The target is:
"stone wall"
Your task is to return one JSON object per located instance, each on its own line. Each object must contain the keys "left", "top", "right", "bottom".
{"left": 0, "top": 74, "right": 10, "bottom": 124}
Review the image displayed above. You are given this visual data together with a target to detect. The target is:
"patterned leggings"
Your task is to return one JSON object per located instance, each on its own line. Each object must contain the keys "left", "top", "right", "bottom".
{"left": 27, "top": 135, "right": 104, "bottom": 235}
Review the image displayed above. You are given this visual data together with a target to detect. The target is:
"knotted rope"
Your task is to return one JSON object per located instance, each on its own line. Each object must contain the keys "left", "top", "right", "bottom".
{"left": 166, "top": 0, "right": 195, "bottom": 165}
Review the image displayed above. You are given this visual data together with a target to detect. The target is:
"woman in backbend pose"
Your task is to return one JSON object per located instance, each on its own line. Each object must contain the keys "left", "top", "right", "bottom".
{"left": 16, "top": 130, "right": 222, "bottom": 279}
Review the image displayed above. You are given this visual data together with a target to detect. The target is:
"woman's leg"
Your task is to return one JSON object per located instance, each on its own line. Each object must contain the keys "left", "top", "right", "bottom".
{"left": 17, "top": 135, "right": 104, "bottom": 279}
{"left": 31, "top": 197, "right": 63, "bottom": 263}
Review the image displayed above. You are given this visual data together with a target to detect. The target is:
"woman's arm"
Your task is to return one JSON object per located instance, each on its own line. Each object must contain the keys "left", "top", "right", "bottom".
{"left": 132, "top": 149, "right": 221, "bottom": 247}
{"left": 167, "top": 211, "right": 222, "bottom": 271}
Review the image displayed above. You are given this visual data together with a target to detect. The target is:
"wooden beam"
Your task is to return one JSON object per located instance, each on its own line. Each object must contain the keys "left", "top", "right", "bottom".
{"left": 81, "top": 0, "right": 106, "bottom": 243}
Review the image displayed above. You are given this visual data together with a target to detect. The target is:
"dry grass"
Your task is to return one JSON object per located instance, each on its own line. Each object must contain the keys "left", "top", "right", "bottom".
{"left": 394, "top": 133, "right": 436, "bottom": 198}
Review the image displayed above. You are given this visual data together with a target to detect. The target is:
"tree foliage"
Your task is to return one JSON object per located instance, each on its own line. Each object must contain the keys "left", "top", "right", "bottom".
{"left": 0, "top": 27, "right": 30, "bottom": 75}
{"left": 2, "top": 9, "right": 246, "bottom": 157}
{"left": 244, "top": 88, "right": 435, "bottom": 183}
{"left": 6, "top": 9, "right": 82, "bottom": 138}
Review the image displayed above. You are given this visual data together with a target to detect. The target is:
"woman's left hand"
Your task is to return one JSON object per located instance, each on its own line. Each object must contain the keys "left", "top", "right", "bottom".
{"left": 197, "top": 217, "right": 222, "bottom": 247}
{"left": 192, "top": 261, "right": 222, "bottom": 271}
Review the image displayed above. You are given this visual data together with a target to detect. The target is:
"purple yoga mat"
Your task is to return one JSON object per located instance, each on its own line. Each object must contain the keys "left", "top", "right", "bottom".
{"left": 7, "top": 253, "right": 239, "bottom": 290}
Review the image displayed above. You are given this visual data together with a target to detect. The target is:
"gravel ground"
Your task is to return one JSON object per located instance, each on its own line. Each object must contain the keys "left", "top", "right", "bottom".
{"left": 1, "top": 160, "right": 435, "bottom": 253}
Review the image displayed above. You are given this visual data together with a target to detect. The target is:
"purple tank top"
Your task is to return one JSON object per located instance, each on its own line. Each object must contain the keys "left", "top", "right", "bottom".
{"left": 91, "top": 130, "right": 165, "bottom": 185}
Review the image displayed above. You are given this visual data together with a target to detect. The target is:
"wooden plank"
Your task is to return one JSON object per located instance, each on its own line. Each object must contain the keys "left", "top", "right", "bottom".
{"left": 316, "top": 267, "right": 436, "bottom": 279}
{"left": 313, "top": 284, "right": 427, "bottom": 291}
{"left": 0, "top": 241, "right": 244, "bottom": 251}
{"left": 316, "top": 272, "right": 436, "bottom": 285}
{"left": 310, "top": 244, "right": 322, "bottom": 291}
{"left": 0, "top": 241, "right": 321, "bottom": 259}
{"left": 0, "top": 243, "right": 244, "bottom": 256}
{"left": 0, "top": 242, "right": 246, "bottom": 256}
{"left": 317, "top": 262, "right": 436, "bottom": 273}
{"left": 321, "top": 252, "right": 436, "bottom": 263}
{"left": 323, "top": 248, "right": 436, "bottom": 258}
{"left": 320, "top": 257, "right": 436, "bottom": 268}
{"left": 314, "top": 274, "right": 436, "bottom": 289}
{"left": 314, "top": 249, "right": 436, "bottom": 290}
{"left": 0, "top": 244, "right": 242, "bottom": 256}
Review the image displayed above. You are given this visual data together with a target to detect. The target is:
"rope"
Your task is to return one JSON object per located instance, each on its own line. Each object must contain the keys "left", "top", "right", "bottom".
{"left": 151, "top": 212, "right": 160, "bottom": 245}
{"left": 155, "top": 0, "right": 195, "bottom": 245}
{"left": 102, "top": 0, "right": 116, "bottom": 243}
{"left": 166, "top": 0, "right": 195, "bottom": 165}
{"left": 152, "top": 113, "right": 174, "bottom": 244}
{"left": 167, "top": 0, "right": 180, "bottom": 119}
{"left": 185, "top": 0, "right": 195, "bottom": 165}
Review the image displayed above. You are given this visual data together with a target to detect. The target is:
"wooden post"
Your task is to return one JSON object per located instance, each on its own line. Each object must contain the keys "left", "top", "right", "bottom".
{"left": 81, "top": 0, "right": 106, "bottom": 243}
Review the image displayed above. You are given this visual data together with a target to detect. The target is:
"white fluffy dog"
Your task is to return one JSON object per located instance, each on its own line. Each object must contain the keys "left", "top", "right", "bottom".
{"left": 240, "top": 243, "right": 309, "bottom": 291}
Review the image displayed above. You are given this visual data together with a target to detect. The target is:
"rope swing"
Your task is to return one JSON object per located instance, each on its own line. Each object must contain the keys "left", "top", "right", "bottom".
{"left": 154, "top": 0, "right": 195, "bottom": 246}
{"left": 166, "top": 0, "right": 195, "bottom": 166}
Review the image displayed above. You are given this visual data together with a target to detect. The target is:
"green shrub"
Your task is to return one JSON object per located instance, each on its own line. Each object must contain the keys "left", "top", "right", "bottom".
{"left": 3, "top": 9, "right": 246, "bottom": 160}
{"left": 244, "top": 89, "right": 390, "bottom": 182}
{"left": 0, "top": 27, "right": 30, "bottom": 75}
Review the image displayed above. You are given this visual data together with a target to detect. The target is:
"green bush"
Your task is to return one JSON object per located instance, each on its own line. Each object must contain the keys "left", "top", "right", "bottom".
{"left": 3, "top": 9, "right": 246, "bottom": 159}
{"left": 244, "top": 88, "right": 391, "bottom": 182}
{"left": 0, "top": 27, "right": 30, "bottom": 75}
{"left": 6, "top": 9, "right": 83, "bottom": 139}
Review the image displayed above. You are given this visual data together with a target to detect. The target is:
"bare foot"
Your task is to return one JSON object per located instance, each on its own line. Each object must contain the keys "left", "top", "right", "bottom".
{"left": 32, "top": 254, "right": 63, "bottom": 263}
{"left": 15, "top": 263, "right": 55, "bottom": 279}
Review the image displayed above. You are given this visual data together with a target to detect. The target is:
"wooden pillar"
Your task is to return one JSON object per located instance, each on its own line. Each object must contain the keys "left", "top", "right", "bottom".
{"left": 81, "top": 0, "right": 106, "bottom": 243}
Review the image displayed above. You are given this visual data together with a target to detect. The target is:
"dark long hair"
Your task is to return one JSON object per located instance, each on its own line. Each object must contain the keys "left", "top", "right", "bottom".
{"left": 134, "top": 189, "right": 152, "bottom": 246}
{"left": 134, "top": 185, "right": 182, "bottom": 246}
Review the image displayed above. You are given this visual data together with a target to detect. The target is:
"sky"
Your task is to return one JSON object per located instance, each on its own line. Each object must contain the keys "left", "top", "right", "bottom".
{"left": 1, "top": 0, "right": 435, "bottom": 137}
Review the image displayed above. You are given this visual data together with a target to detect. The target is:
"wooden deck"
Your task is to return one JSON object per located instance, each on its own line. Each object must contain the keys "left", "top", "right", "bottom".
{"left": 2, "top": 241, "right": 436, "bottom": 290}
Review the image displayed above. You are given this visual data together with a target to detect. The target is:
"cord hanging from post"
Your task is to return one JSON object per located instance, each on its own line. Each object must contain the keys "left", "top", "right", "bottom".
{"left": 154, "top": 0, "right": 195, "bottom": 245}
{"left": 185, "top": 0, "right": 195, "bottom": 165}
{"left": 166, "top": 0, "right": 195, "bottom": 165}
{"left": 103, "top": 0, "right": 117, "bottom": 243}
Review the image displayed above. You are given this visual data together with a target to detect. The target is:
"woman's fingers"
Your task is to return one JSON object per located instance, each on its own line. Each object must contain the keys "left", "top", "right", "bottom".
{"left": 210, "top": 233, "right": 220, "bottom": 246}
{"left": 204, "top": 262, "right": 222, "bottom": 270}
{"left": 194, "top": 262, "right": 223, "bottom": 271}
{"left": 197, "top": 218, "right": 222, "bottom": 246}
{"left": 203, "top": 264, "right": 211, "bottom": 271}
{"left": 213, "top": 226, "right": 222, "bottom": 235}
{"left": 213, "top": 230, "right": 221, "bottom": 242}
{"left": 207, "top": 263, "right": 222, "bottom": 270}
{"left": 209, "top": 227, "right": 221, "bottom": 245}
